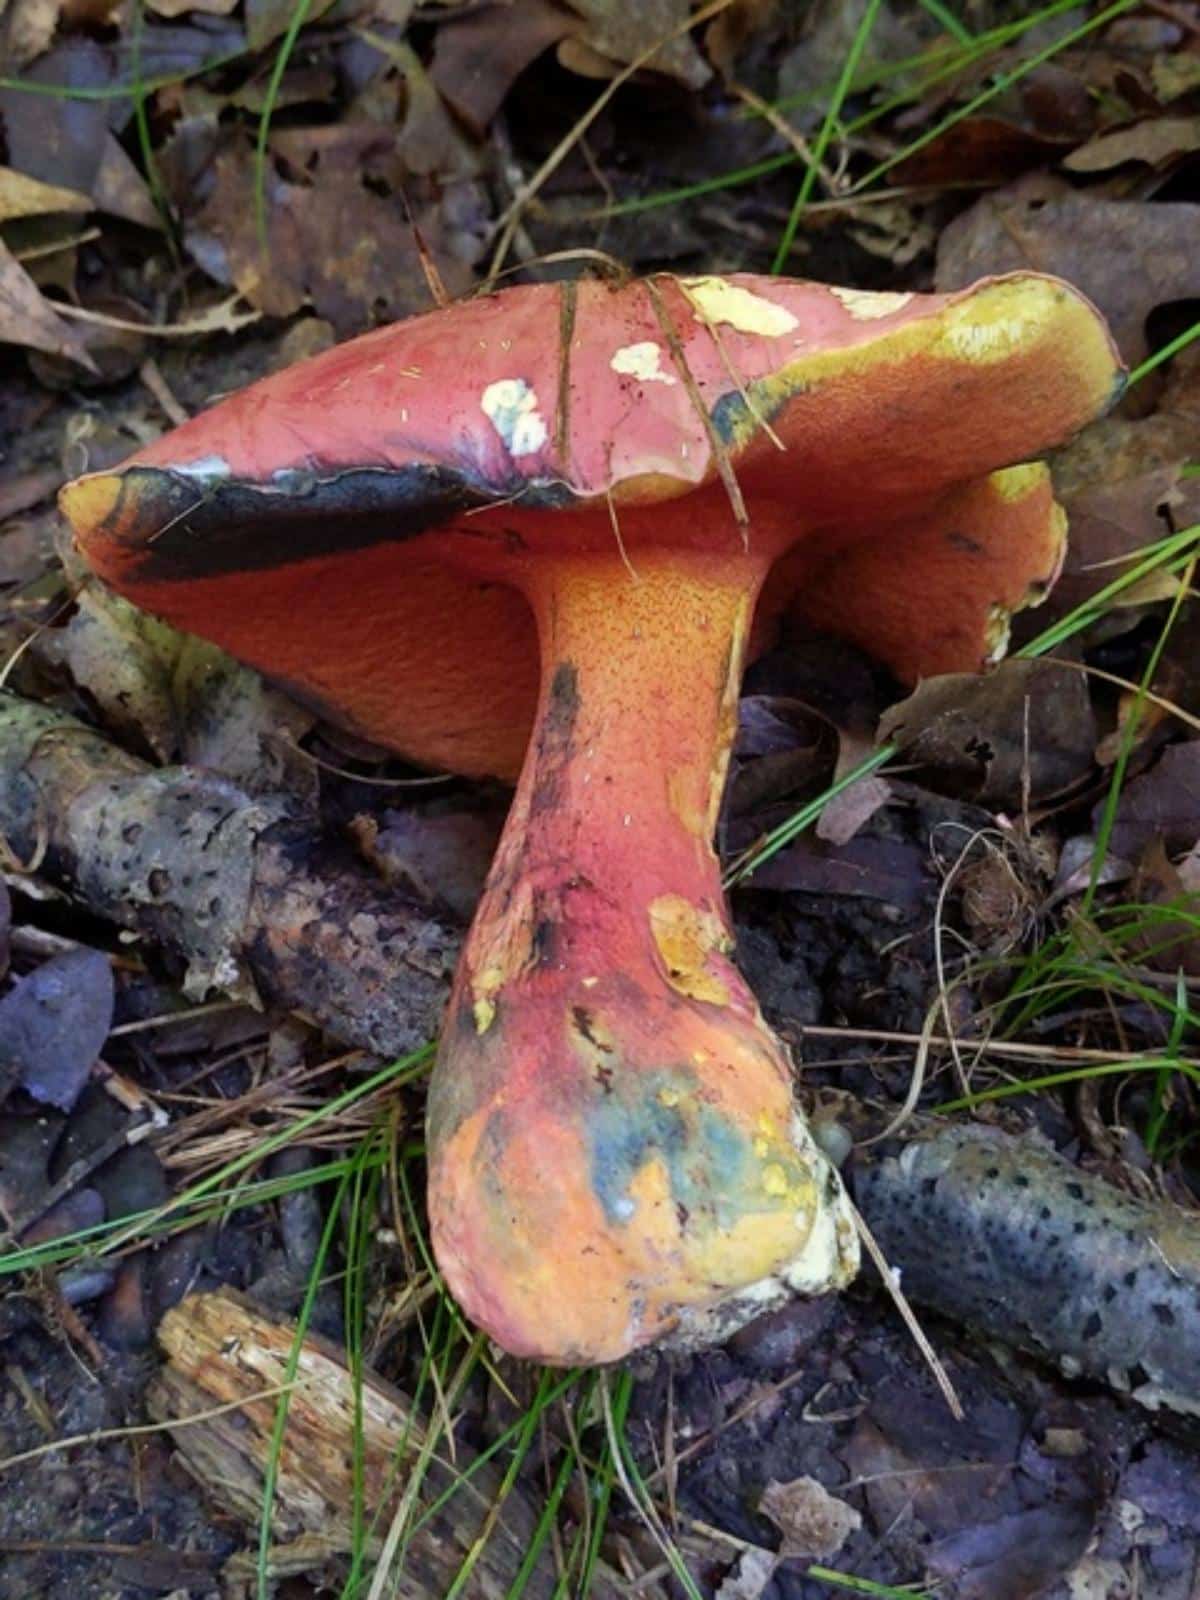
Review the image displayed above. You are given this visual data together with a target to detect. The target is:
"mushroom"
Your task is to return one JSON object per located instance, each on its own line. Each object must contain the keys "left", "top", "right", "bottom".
{"left": 61, "top": 271, "right": 1123, "bottom": 1365}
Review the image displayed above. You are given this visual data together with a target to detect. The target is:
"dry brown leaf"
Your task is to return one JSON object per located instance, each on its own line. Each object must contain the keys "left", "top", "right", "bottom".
{"left": 0, "top": 39, "right": 112, "bottom": 198}
{"left": 145, "top": 0, "right": 238, "bottom": 17}
{"left": 1100, "top": 740, "right": 1200, "bottom": 859}
{"left": 1045, "top": 365, "right": 1200, "bottom": 630}
{"left": 1151, "top": 52, "right": 1200, "bottom": 104}
{"left": 560, "top": 0, "right": 711, "bottom": 88}
{"left": 1128, "top": 838, "right": 1200, "bottom": 978}
{"left": 0, "top": 0, "right": 66, "bottom": 67}
{"left": 352, "top": 31, "right": 481, "bottom": 178}
{"left": 245, "top": 0, "right": 335, "bottom": 50}
{"left": 759, "top": 1475, "right": 862, "bottom": 1560}
{"left": 92, "top": 133, "right": 162, "bottom": 228}
{"left": 815, "top": 773, "right": 892, "bottom": 847}
{"left": 714, "top": 1547, "right": 777, "bottom": 1600}
{"left": 0, "top": 234, "right": 94, "bottom": 367}
{"left": 187, "top": 135, "right": 469, "bottom": 335}
{"left": 1063, "top": 115, "right": 1200, "bottom": 172}
{"left": 893, "top": 115, "right": 1075, "bottom": 186}
{"left": 430, "top": 0, "right": 573, "bottom": 136}
{"left": 878, "top": 659, "right": 1096, "bottom": 809}
{"left": 0, "top": 166, "right": 90, "bottom": 222}
{"left": 936, "top": 175, "right": 1200, "bottom": 366}
{"left": 1051, "top": 462, "right": 1192, "bottom": 621}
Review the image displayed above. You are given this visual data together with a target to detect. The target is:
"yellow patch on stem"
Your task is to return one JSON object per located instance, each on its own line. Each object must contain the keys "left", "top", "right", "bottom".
{"left": 648, "top": 894, "right": 732, "bottom": 1005}
{"left": 472, "top": 997, "right": 497, "bottom": 1034}
{"left": 471, "top": 960, "right": 508, "bottom": 1033}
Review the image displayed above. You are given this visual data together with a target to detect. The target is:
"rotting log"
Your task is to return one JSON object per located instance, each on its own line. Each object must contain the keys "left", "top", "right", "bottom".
{"left": 147, "top": 1287, "right": 642, "bottom": 1597}
{"left": 4, "top": 691, "right": 1198, "bottom": 1411}
{"left": 852, "top": 1124, "right": 1200, "bottom": 1416}
{"left": 0, "top": 693, "right": 457, "bottom": 1056}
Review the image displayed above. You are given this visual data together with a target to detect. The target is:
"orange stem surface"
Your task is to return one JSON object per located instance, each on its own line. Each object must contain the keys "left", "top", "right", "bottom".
{"left": 427, "top": 547, "right": 855, "bottom": 1364}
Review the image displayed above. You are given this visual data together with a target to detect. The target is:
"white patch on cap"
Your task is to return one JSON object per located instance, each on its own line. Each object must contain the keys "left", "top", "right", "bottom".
{"left": 681, "top": 276, "right": 798, "bottom": 336}
{"left": 480, "top": 378, "right": 548, "bottom": 457}
{"left": 829, "top": 287, "right": 914, "bottom": 320}
{"left": 171, "top": 455, "right": 231, "bottom": 483}
{"left": 610, "top": 341, "right": 676, "bottom": 385}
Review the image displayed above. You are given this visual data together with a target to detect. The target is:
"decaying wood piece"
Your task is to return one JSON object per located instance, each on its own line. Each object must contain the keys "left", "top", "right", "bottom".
{"left": 147, "top": 1287, "right": 639, "bottom": 1597}
{"left": 0, "top": 693, "right": 458, "bottom": 1055}
{"left": 854, "top": 1124, "right": 1200, "bottom": 1415}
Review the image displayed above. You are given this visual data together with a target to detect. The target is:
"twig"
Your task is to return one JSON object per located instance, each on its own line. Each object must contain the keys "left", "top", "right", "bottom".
{"left": 848, "top": 1198, "right": 964, "bottom": 1421}
{"left": 139, "top": 357, "right": 189, "bottom": 426}
{"left": 53, "top": 296, "right": 261, "bottom": 337}
{"left": 0, "top": 1382, "right": 300, "bottom": 1474}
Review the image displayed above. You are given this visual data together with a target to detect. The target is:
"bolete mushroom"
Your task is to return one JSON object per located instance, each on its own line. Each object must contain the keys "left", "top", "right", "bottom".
{"left": 61, "top": 271, "right": 1122, "bottom": 1365}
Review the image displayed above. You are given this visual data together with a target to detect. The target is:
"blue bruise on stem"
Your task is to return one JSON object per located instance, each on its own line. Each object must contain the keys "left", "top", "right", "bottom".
{"left": 588, "top": 1069, "right": 765, "bottom": 1232}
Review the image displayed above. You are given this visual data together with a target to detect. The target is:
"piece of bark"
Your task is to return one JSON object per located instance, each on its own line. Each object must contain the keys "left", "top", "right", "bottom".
{"left": 853, "top": 1125, "right": 1200, "bottom": 1416}
{"left": 0, "top": 694, "right": 458, "bottom": 1056}
{"left": 147, "top": 1287, "right": 639, "bottom": 1597}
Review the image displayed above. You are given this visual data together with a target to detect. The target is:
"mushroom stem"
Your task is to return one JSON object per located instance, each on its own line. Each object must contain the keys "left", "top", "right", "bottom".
{"left": 428, "top": 546, "right": 856, "bottom": 1365}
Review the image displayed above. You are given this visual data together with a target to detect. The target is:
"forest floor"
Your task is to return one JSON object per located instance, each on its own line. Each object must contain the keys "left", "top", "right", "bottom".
{"left": 1, "top": 1, "right": 1200, "bottom": 1596}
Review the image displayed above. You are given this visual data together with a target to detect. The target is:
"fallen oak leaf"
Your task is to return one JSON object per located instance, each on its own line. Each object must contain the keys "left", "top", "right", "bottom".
{"left": 1048, "top": 462, "right": 1192, "bottom": 622}
{"left": 0, "top": 235, "right": 96, "bottom": 369}
{"left": 927, "top": 1502, "right": 1097, "bottom": 1600}
{"left": 1040, "top": 364, "right": 1200, "bottom": 629}
{"left": 347, "top": 32, "right": 482, "bottom": 179}
{"left": 0, "top": 38, "right": 112, "bottom": 197}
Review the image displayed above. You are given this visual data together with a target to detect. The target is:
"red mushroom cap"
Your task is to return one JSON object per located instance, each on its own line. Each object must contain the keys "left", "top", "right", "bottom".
{"left": 63, "top": 271, "right": 1121, "bottom": 780}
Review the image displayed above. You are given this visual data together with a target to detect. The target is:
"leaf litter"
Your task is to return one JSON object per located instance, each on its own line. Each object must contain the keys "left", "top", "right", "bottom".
{"left": 2, "top": 0, "right": 1200, "bottom": 1595}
